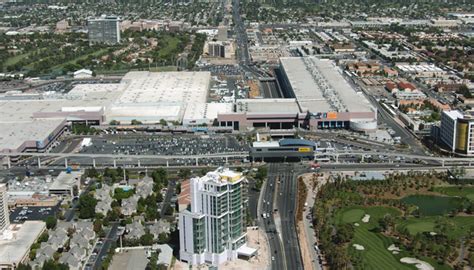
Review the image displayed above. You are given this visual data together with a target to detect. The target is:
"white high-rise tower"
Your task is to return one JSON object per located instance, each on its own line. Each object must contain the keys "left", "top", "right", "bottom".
{"left": 0, "top": 184, "right": 10, "bottom": 234}
{"left": 178, "top": 168, "right": 255, "bottom": 266}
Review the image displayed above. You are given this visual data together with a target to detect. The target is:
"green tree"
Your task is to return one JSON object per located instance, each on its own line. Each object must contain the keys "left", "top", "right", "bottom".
{"left": 16, "top": 263, "right": 32, "bottom": 270}
{"left": 84, "top": 168, "right": 99, "bottom": 178}
{"left": 178, "top": 168, "right": 191, "bottom": 179}
{"left": 457, "top": 84, "right": 471, "bottom": 98}
{"left": 131, "top": 119, "right": 143, "bottom": 125}
{"left": 38, "top": 231, "right": 49, "bottom": 243}
{"left": 109, "top": 120, "right": 120, "bottom": 125}
{"left": 114, "top": 188, "right": 135, "bottom": 200}
{"left": 45, "top": 216, "right": 57, "bottom": 229}
{"left": 255, "top": 166, "right": 267, "bottom": 181}
{"left": 78, "top": 193, "right": 97, "bottom": 219}
{"left": 158, "top": 232, "right": 169, "bottom": 244}
{"left": 140, "top": 232, "right": 154, "bottom": 246}
{"left": 333, "top": 224, "right": 354, "bottom": 244}
{"left": 93, "top": 218, "right": 103, "bottom": 233}
{"left": 175, "top": 182, "right": 181, "bottom": 194}
{"left": 145, "top": 204, "right": 158, "bottom": 221}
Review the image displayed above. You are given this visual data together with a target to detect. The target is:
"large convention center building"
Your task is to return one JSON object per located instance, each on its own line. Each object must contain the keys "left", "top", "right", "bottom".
{"left": 0, "top": 57, "right": 377, "bottom": 154}
{"left": 0, "top": 71, "right": 231, "bottom": 153}
{"left": 217, "top": 57, "right": 377, "bottom": 132}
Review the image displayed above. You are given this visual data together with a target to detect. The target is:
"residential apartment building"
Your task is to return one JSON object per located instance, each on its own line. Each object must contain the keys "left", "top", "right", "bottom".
{"left": 178, "top": 168, "right": 255, "bottom": 266}
{"left": 88, "top": 15, "right": 121, "bottom": 45}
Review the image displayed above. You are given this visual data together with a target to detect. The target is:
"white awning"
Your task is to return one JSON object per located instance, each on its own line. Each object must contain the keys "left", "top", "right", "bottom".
{"left": 237, "top": 244, "right": 257, "bottom": 257}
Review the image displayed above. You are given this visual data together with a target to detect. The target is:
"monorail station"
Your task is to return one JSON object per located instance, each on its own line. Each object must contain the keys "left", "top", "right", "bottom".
{"left": 249, "top": 138, "right": 316, "bottom": 162}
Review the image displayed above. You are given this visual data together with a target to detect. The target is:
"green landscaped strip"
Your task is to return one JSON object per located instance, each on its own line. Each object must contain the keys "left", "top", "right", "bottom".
{"left": 397, "top": 216, "right": 474, "bottom": 238}
{"left": 434, "top": 186, "right": 474, "bottom": 201}
{"left": 4, "top": 52, "right": 31, "bottom": 68}
{"left": 336, "top": 206, "right": 402, "bottom": 225}
{"left": 52, "top": 48, "right": 109, "bottom": 70}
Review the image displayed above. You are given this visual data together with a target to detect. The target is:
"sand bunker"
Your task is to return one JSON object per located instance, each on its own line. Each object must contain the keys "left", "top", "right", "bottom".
{"left": 353, "top": 244, "right": 365, "bottom": 251}
{"left": 362, "top": 214, "right": 370, "bottom": 223}
{"left": 388, "top": 244, "right": 400, "bottom": 252}
{"left": 400, "top": 257, "right": 434, "bottom": 270}
{"left": 354, "top": 223, "right": 360, "bottom": 227}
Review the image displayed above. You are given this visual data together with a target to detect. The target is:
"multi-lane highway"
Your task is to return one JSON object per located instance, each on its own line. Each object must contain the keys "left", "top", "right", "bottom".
{"left": 232, "top": 0, "right": 249, "bottom": 65}
{"left": 275, "top": 163, "right": 303, "bottom": 270}
{"left": 259, "top": 163, "right": 303, "bottom": 270}
{"left": 260, "top": 163, "right": 285, "bottom": 270}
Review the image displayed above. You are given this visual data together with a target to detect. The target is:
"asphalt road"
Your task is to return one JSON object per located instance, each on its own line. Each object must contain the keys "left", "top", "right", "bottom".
{"left": 275, "top": 163, "right": 303, "bottom": 270}
{"left": 232, "top": 0, "right": 249, "bottom": 65}
{"left": 92, "top": 222, "right": 119, "bottom": 270}
{"left": 260, "top": 163, "right": 285, "bottom": 270}
{"left": 247, "top": 178, "right": 259, "bottom": 221}
{"left": 160, "top": 179, "right": 176, "bottom": 216}
{"left": 260, "top": 80, "right": 282, "bottom": 98}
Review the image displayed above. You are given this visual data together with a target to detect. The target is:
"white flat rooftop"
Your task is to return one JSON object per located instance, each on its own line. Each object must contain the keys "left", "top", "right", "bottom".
{"left": 183, "top": 102, "right": 233, "bottom": 124}
{"left": 118, "top": 71, "right": 210, "bottom": 105}
{"left": 106, "top": 71, "right": 211, "bottom": 123}
{"left": 0, "top": 221, "right": 46, "bottom": 266}
{"left": 49, "top": 171, "right": 82, "bottom": 191}
{"left": 0, "top": 71, "right": 214, "bottom": 151}
{"left": 235, "top": 98, "right": 301, "bottom": 114}
{"left": 252, "top": 141, "right": 280, "bottom": 148}
{"left": 444, "top": 110, "right": 464, "bottom": 120}
{"left": 237, "top": 244, "right": 257, "bottom": 257}
{"left": 0, "top": 117, "right": 65, "bottom": 152}
{"left": 280, "top": 57, "right": 373, "bottom": 113}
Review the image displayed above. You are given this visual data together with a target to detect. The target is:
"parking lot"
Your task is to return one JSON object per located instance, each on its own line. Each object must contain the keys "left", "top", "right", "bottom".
{"left": 80, "top": 135, "right": 249, "bottom": 156}
{"left": 10, "top": 205, "right": 59, "bottom": 224}
{"left": 199, "top": 64, "right": 242, "bottom": 76}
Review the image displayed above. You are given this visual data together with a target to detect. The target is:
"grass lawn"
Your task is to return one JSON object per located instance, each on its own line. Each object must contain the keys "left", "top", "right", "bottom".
{"left": 3, "top": 52, "right": 33, "bottom": 71}
{"left": 434, "top": 186, "right": 474, "bottom": 201}
{"left": 338, "top": 208, "right": 365, "bottom": 223}
{"left": 337, "top": 206, "right": 410, "bottom": 270}
{"left": 398, "top": 216, "right": 474, "bottom": 238}
{"left": 334, "top": 206, "right": 456, "bottom": 270}
{"left": 23, "top": 48, "right": 108, "bottom": 72}
{"left": 352, "top": 226, "right": 413, "bottom": 270}
{"left": 403, "top": 220, "right": 435, "bottom": 235}
{"left": 336, "top": 206, "right": 401, "bottom": 225}
{"left": 157, "top": 36, "right": 180, "bottom": 58}
{"left": 52, "top": 48, "right": 108, "bottom": 70}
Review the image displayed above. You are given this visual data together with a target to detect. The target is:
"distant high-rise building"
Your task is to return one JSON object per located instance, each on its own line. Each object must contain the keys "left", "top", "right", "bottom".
{"left": 208, "top": 42, "right": 225, "bottom": 58}
{"left": 178, "top": 168, "right": 254, "bottom": 266}
{"left": 87, "top": 15, "right": 121, "bottom": 45}
{"left": 55, "top": 19, "right": 69, "bottom": 33}
{"left": 0, "top": 184, "right": 9, "bottom": 233}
